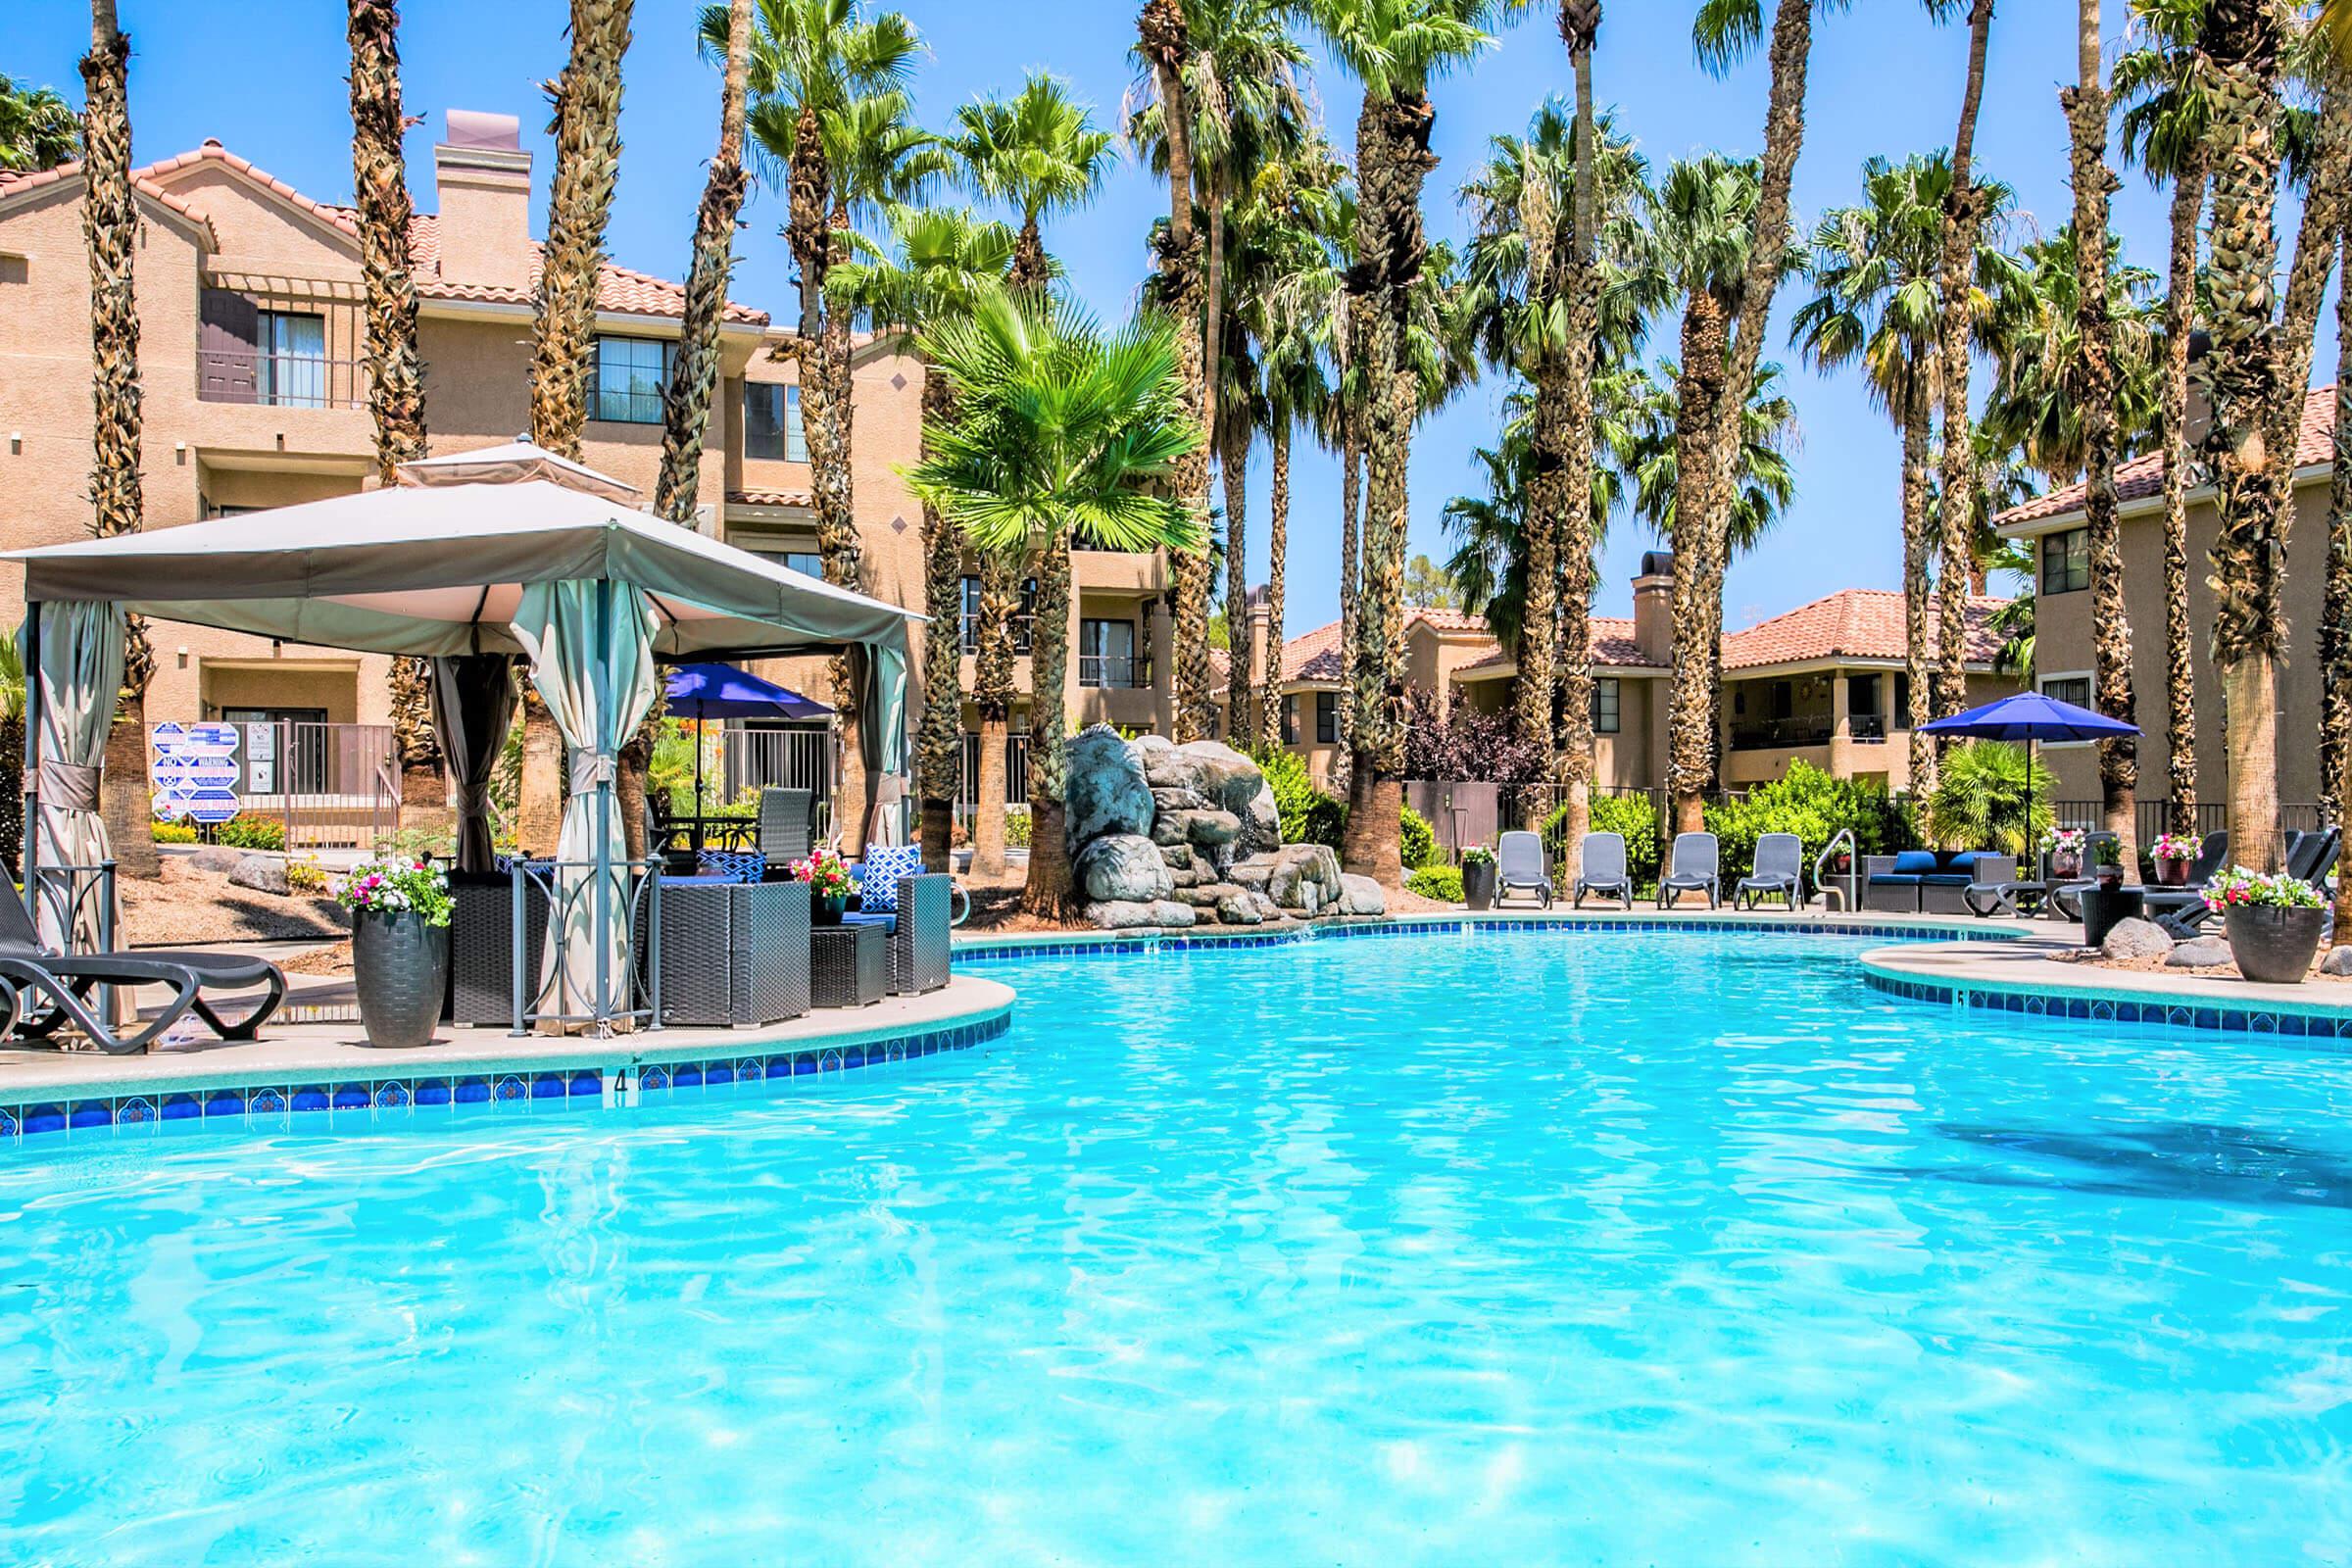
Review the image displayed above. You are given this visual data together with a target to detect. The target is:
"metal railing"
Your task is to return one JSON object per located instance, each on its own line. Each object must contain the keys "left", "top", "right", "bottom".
{"left": 507, "top": 856, "right": 662, "bottom": 1035}
{"left": 2052, "top": 799, "right": 2309, "bottom": 846}
{"left": 718, "top": 726, "right": 834, "bottom": 805}
{"left": 196, "top": 350, "right": 368, "bottom": 410}
{"left": 1728, "top": 717, "right": 1837, "bottom": 750}
{"left": 1813, "top": 829, "right": 1857, "bottom": 911}
{"left": 155, "top": 720, "right": 401, "bottom": 850}
{"left": 1079, "top": 653, "right": 1153, "bottom": 689}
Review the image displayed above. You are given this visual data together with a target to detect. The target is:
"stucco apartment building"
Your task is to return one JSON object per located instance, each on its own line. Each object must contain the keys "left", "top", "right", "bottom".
{"left": 1254, "top": 553, "right": 2017, "bottom": 795}
{"left": 1993, "top": 383, "right": 2335, "bottom": 828}
{"left": 0, "top": 110, "right": 1175, "bottom": 809}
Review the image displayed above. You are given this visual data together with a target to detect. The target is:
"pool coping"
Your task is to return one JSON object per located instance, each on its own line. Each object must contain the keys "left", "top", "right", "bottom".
{"left": 1859, "top": 940, "right": 2352, "bottom": 1036}
{"left": 0, "top": 977, "right": 1017, "bottom": 1145}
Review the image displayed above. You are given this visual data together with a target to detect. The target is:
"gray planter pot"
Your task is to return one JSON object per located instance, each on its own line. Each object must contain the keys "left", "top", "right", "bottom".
{"left": 353, "top": 908, "right": 451, "bottom": 1048}
{"left": 1462, "top": 859, "right": 1495, "bottom": 911}
{"left": 2225, "top": 906, "right": 2326, "bottom": 986}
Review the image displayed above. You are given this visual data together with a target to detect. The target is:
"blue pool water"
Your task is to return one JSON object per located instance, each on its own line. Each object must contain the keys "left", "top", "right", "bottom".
{"left": 3, "top": 929, "right": 2350, "bottom": 1565}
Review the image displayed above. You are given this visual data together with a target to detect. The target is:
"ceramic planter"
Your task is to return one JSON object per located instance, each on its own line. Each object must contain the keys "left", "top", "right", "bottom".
{"left": 1463, "top": 859, "right": 1495, "bottom": 911}
{"left": 2155, "top": 857, "right": 2192, "bottom": 887}
{"left": 2049, "top": 850, "right": 2082, "bottom": 880}
{"left": 2224, "top": 906, "right": 2326, "bottom": 985}
{"left": 810, "top": 889, "right": 849, "bottom": 926}
{"left": 352, "top": 907, "right": 450, "bottom": 1049}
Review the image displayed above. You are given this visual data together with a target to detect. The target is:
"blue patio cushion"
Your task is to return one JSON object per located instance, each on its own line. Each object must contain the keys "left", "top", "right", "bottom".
{"left": 1943, "top": 851, "right": 1983, "bottom": 873}
{"left": 696, "top": 850, "right": 766, "bottom": 885}
{"left": 1867, "top": 874, "right": 1921, "bottom": 888}
{"left": 855, "top": 845, "right": 926, "bottom": 913}
{"left": 1921, "top": 873, "right": 1974, "bottom": 887}
{"left": 1890, "top": 851, "right": 1940, "bottom": 875}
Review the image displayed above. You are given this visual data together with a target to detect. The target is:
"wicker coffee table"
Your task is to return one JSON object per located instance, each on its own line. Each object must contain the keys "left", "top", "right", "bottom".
{"left": 809, "top": 921, "right": 885, "bottom": 1008}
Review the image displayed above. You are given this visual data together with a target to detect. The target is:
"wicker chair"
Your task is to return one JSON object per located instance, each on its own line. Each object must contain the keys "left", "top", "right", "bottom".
{"left": 645, "top": 878, "right": 809, "bottom": 1027}
{"left": 758, "top": 788, "right": 814, "bottom": 865}
{"left": 889, "top": 873, "right": 953, "bottom": 996}
{"left": 445, "top": 871, "right": 550, "bottom": 1026}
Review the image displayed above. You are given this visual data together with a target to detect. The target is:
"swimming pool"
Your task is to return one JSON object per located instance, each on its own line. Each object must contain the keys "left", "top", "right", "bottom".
{"left": 3, "top": 928, "right": 2347, "bottom": 1564}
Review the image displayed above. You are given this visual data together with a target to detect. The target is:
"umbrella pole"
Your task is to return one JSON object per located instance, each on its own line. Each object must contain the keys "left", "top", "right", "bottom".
{"left": 691, "top": 716, "right": 706, "bottom": 856}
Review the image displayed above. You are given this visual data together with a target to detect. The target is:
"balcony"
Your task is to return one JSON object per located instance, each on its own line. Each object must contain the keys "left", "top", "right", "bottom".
{"left": 1080, "top": 653, "right": 1153, "bottom": 690}
{"left": 198, "top": 351, "right": 367, "bottom": 411}
{"left": 1728, "top": 716, "right": 1835, "bottom": 750}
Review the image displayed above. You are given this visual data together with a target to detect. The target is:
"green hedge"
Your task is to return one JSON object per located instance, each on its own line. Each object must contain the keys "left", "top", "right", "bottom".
{"left": 1400, "top": 805, "right": 1439, "bottom": 870}
{"left": 1544, "top": 792, "right": 1663, "bottom": 892}
{"left": 1255, "top": 747, "right": 1346, "bottom": 849}
{"left": 1701, "top": 761, "right": 1911, "bottom": 881}
{"left": 1405, "top": 864, "right": 1463, "bottom": 902}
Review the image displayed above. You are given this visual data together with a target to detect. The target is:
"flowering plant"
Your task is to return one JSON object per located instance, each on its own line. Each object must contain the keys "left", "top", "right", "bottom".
{"left": 2039, "top": 828, "right": 2085, "bottom": 855}
{"left": 1461, "top": 845, "right": 1496, "bottom": 867}
{"left": 2202, "top": 865, "right": 2326, "bottom": 912}
{"left": 2152, "top": 832, "right": 2202, "bottom": 863}
{"left": 797, "top": 848, "right": 855, "bottom": 899}
{"left": 336, "top": 856, "right": 452, "bottom": 927}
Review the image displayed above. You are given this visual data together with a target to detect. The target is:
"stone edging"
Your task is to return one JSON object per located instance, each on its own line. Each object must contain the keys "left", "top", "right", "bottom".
{"left": 1858, "top": 953, "right": 2352, "bottom": 1038}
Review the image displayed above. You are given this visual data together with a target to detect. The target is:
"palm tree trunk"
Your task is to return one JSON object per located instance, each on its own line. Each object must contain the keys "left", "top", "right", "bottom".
{"left": 822, "top": 197, "right": 867, "bottom": 850}
{"left": 1220, "top": 400, "right": 1253, "bottom": 747}
{"left": 1933, "top": 0, "right": 1992, "bottom": 743}
{"left": 916, "top": 373, "right": 963, "bottom": 872}
{"left": 1666, "top": 297, "right": 1730, "bottom": 840}
{"left": 2159, "top": 156, "right": 2204, "bottom": 838}
{"left": 1140, "top": 0, "right": 1214, "bottom": 744}
{"left": 2065, "top": 0, "right": 2138, "bottom": 877}
{"left": 1553, "top": 14, "right": 1601, "bottom": 883}
{"left": 1021, "top": 532, "right": 1073, "bottom": 916}
{"left": 1011, "top": 215, "right": 1051, "bottom": 292}
{"left": 1515, "top": 362, "right": 1562, "bottom": 808}
{"left": 1333, "top": 416, "right": 1361, "bottom": 796}
{"left": 969, "top": 552, "right": 1020, "bottom": 880}
{"left": 79, "top": 0, "right": 158, "bottom": 881}
{"left": 2326, "top": 237, "right": 2352, "bottom": 938}
{"left": 348, "top": 0, "right": 439, "bottom": 808}
{"left": 1258, "top": 418, "right": 1290, "bottom": 753}
{"left": 1902, "top": 374, "right": 1937, "bottom": 795}
{"left": 529, "top": 0, "right": 632, "bottom": 459}
{"left": 654, "top": 0, "right": 752, "bottom": 523}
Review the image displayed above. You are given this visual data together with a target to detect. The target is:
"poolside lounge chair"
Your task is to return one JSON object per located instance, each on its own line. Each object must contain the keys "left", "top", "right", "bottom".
{"left": 1734, "top": 833, "right": 1803, "bottom": 910}
{"left": 0, "top": 889, "right": 284, "bottom": 1054}
{"left": 1573, "top": 831, "right": 1632, "bottom": 909}
{"left": 757, "top": 787, "right": 814, "bottom": 866}
{"left": 1494, "top": 830, "right": 1553, "bottom": 909}
{"left": 1657, "top": 832, "right": 1719, "bottom": 910}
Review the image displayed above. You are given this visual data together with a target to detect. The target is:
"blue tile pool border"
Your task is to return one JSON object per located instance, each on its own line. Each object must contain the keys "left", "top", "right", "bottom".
{"left": 0, "top": 1007, "right": 1012, "bottom": 1149}
{"left": 1859, "top": 962, "right": 2352, "bottom": 1041}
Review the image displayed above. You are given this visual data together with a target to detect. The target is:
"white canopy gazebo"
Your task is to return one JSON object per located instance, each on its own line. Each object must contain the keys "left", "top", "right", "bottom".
{"left": 7, "top": 443, "right": 918, "bottom": 1029}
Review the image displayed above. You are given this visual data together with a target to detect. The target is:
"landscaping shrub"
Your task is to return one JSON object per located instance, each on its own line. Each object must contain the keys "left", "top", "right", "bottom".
{"left": 1544, "top": 792, "right": 1662, "bottom": 892}
{"left": 1405, "top": 864, "right": 1463, "bottom": 903}
{"left": 1922, "top": 740, "right": 2050, "bottom": 857}
{"left": 1005, "top": 805, "right": 1033, "bottom": 851}
{"left": 151, "top": 819, "right": 198, "bottom": 844}
{"left": 1255, "top": 747, "right": 1346, "bottom": 849}
{"left": 1702, "top": 760, "right": 1911, "bottom": 880}
{"left": 283, "top": 855, "right": 331, "bottom": 895}
{"left": 210, "top": 814, "right": 286, "bottom": 852}
{"left": 1400, "top": 805, "right": 1439, "bottom": 870}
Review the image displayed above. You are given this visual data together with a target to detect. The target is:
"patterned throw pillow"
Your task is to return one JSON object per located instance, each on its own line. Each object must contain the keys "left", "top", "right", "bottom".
{"left": 857, "top": 845, "right": 926, "bottom": 913}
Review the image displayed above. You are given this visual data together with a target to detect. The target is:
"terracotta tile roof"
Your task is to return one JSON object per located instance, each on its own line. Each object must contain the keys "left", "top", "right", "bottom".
{"left": 1405, "top": 606, "right": 1491, "bottom": 635}
{"left": 138, "top": 140, "right": 361, "bottom": 236}
{"left": 727, "top": 487, "right": 814, "bottom": 509}
{"left": 0, "top": 159, "right": 219, "bottom": 245}
{"left": 1280, "top": 619, "right": 1346, "bottom": 683}
{"left": 1995, "top": 384, "right": 2336, "bottom": 528}
{"left": 1721, "top": 588, "right": 2007, "bottom": 670}
{"left": 1458, "top": 616, "right": 1654, "bottom": 674}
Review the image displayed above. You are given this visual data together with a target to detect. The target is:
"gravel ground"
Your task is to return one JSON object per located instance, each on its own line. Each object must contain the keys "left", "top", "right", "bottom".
{"left": 120, "top": 858, "right": 348, "bottom": 949}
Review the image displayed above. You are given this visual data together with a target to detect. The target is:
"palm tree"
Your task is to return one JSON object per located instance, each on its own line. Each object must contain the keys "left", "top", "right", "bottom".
{"left": 1555, "top": 0, "right": 1603, "bottom": 873}
{"left": 1984, "top": 230, "right": 2162, "bottom": 475}
{"left": 951, "top": 72, "right": 1116, "bottom": 293}
{"left": 1135, "top": 0, "right": 1216, "bottom": 744}
{"left": 1660, "top": 0, "right": 1819, "bottom": 839}
{"left": 1929, "top": 0, "right": 1995, "bottom": 757}
{"left": 1305, "top": 0, "right": 1494, "bottom": 887}
{"left": 2061, "top": 0, "right": 2140, "bottom": 878}
{"left": 0, "top": 73, "right": 79, "bottom": 172}
{"left": 2327, "top": 248, "right": 2352, "bottom": 936}
{"left": 347, "top": 0, "right": 438, "bottom": 808}
{"left": 834, "top": 204, "right": 1020, "bottom": 871}
{"left": 80, "top": 0, "right": 158, "bottom": 881}
{"left": 906, "top": 288, "right": 1208, "bottom": 915}
{"left": 1618, "top": 358, "right": 1800, "bottom": 567}
{"left": 2115, "top": 0, "right": 2213, "bottom": 840}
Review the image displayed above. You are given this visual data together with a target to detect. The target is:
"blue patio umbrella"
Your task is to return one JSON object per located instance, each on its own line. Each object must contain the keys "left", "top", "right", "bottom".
{"left": 1919, "top": 691, "right": 2139, "bottom": 854}
{"left": 662, "top": 663, "right": 831, "bottom": 842}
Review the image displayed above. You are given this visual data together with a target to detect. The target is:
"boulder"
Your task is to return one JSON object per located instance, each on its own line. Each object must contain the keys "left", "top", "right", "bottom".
{"left": 2323, "top": 945, "right": 2352, "bottom": 978}
{"left": 1155, "top": 808, "right": 1240, "bottom": 849}
{"left": 1173, "top": 741, "right": 1263, "bottom": 814}
{"left": 1215, "top": 889, "right": 1266, "bottom": 925}
{"left": 1086, "top": 898, "right": 1196, "bottom": 930}
{"left": 1338, "top": 872, "right": 1387, "bottom": 916}
{"left": 1238, "top": 780, "right": 1281, "bottom": 858}
{"left": 1151, "top": 785, "right": 1211, "bottom": 815}
{"left": 189, "top": 845, "right": 242, "bottom": 875}
{"left": 2100, "top": 917, "right": 2174, "bottom": 960}
{"left": 227, "top": 854, "right": 288, "bottom": 896}
{"left": 1266, "top": 842, "right": 1344, "bottom": 914}
{"left": 1076, "top": 833, "right": 1173, "bottom": 905}
{"left": 1247, "top": 892, "right": 1284, "bottom": 923}
{"left": 1063, "top": 724, "right": 1153, "bottom": 848}
{"left": 1228, "top": 852, "right": 1277, "bottom": 890}
{"left": 2167, "top": 936, "right": 2234, "bottom": 968}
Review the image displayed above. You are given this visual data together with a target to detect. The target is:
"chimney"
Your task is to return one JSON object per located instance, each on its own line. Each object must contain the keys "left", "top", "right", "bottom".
{"left": 1633, "top": 550, "right": 1674, "bottom": 665}
{"left": 1245, "top": 585, "right": 1272, "bottom": 686}
{"left": 432, "top": 111, "right": 535, "bottom": 293}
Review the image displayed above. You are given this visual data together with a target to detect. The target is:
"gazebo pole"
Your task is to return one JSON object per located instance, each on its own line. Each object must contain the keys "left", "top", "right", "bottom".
{"left": 21, "top": 599, "right": 39, "bottom": 917}
{"left": 594, "top": 577, "right": 613, "bottom": 1032}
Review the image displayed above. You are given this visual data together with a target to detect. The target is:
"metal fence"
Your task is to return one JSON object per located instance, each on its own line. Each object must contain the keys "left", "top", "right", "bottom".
{"left": 956, "top": 733, "right": 1031, "bottom": 831}
{"left": 175, "top": 720, "right": 401, "bottom": 850}
{"left": 2051, "top": 799, "right": 2320, "bottom": 844}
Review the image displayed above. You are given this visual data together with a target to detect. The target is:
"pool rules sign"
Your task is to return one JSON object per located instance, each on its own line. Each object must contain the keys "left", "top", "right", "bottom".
{"left": 150, "top": 722, "right": 244, "bottom": 825}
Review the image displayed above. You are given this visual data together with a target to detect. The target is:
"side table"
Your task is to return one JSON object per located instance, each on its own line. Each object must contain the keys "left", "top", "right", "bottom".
{"left": 810, "top": 921, "right": 885, "bottom": 1008}
{"left": 2078, "top": 883, "right": 2144, "bottom": 948}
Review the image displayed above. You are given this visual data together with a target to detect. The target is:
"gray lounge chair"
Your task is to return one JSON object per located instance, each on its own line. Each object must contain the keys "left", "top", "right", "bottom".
{"left": 1734, "top": 832, "right": 1802, "bottom": 910}
{"left": 756, "top": 786, "right": 814, "bottom": 865}
{"left": 1657, "top": 832, "right": 1719, "bottom": 909}
{"left": 0, "top": 888, "right": 283, "bottom": 1053}
{"left": 1573, "top": 831, "right": 1632, "bottom": 908}
{"left": 1495, "top": 830, "right": 1553, "bottom": 908}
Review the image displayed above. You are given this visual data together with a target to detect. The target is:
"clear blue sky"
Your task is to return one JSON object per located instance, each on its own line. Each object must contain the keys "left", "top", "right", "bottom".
{"left": 3, "top": 1, "right": 2326, "bottom": 639}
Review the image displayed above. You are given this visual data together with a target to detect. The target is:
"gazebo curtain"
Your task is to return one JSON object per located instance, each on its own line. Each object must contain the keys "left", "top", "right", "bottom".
{"left": 21, "top": 601, "right": 124, "bottom": 953}
{"left": 858, "top": 644, "right": 909, "bottom": 846}
{"left": 510, "top": 579, "right": 658, "bottom": 1022}
{"left": 429, "top": 653, "right": 516, "bottom": 875}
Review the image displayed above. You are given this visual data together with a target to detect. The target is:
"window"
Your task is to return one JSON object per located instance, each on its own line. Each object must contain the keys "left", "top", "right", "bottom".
{"left": 744, "top": 383, "right": 807, "bottom": 462}
{"left": 593, "top": 335, "right": 673, "bottom": 423}
{"left": 2041, "top": 526, "right": 2089, "bottom": 594}
{"left": 1592, "top": 677, "right": 1621, "bottom": 735}
{"left": 1079, "top": 619, "right": 1140, "bottom": 688}
{"left": 959, "top": 575, "right": 1036, "bottom": 655}
{"left": 257, "top": 311, "right": 326, "bottom": 408}
{"left": 2042, "top": 674, "right": 2092, "bottom": 709}
{"left": 1315, "top": 691, "right": 1339, "bottom": 745}
{"left": 1282, "top": 695, "right": 1298, "bottom": 746}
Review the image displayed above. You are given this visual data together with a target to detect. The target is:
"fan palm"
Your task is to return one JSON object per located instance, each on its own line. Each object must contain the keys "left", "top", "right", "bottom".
{"left": 835, "top": 206, "right": 1021, "bottom": 871}
{"left": 0, "top": 74, "right": 78, "bottom": 172}
{"left": 1554, "top": 0, "right": 1604, "bottom": 870}
{"left": 906, "top": 288, "right": 1207, "bottom": 915}
{"left": 950, "top": 72, "right": 1115, "bottom": 292}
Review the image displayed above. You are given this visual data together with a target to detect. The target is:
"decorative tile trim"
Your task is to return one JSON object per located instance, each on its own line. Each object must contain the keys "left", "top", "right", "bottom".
{"left": 1860, "top": 966, "right": 2352, "bottom": 1041}
{"left": 1, "top": 1009, "right": 1011, "bottom": 1149}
